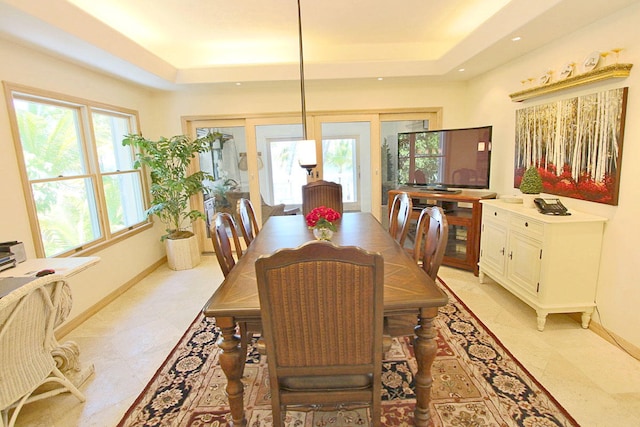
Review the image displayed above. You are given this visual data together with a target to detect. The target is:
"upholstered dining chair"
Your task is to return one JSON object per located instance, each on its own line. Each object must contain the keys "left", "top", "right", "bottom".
{"left": 301, "top": 180, "right": 343, "bottom": 216}
{"left": 255, "top": 241, "right": 384, "bottom": 426}
{"left": 0, "top": 275, "right": 86, "bottom": 427}
{"left": 210, "top": 212, "right": 243, "bottom": 277}
{"left": 385, "top": 206, "right": 449, "bottom": 338}
{"left": 237, "top": 198, "right": 259, "bottom": 246}
{"left": 388, "top": 192, "right": 413, "bottom": 247}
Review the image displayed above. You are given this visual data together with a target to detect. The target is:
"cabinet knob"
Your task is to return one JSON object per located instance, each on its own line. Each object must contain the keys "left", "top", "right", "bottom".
{"left": 525, "top": 222, "right": 529, "bottom": 227}
{"left": 494, "top": 212, "right": 497, "bottom": 216}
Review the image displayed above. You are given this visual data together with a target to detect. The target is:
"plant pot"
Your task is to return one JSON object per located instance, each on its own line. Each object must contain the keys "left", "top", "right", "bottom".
{"left": 166, "top": 234, "right": 201, "bottom": 270}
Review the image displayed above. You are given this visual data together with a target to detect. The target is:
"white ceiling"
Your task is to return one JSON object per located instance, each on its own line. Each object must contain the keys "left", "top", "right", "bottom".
{"left": 0, "top": 0, "right": 637, "bottom": 90}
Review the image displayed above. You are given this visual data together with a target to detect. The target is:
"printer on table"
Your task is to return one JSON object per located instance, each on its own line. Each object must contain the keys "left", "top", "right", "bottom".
{"left": 0, "top": 241, "right": 26, "bottom": 272}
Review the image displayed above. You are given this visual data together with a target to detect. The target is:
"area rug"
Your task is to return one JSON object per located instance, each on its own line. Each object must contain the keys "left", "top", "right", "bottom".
{"left": 118, "top": 280, "right": 579, "bottom": 426}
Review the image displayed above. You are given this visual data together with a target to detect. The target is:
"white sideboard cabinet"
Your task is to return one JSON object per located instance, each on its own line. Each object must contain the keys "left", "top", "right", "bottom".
{"left": 478, "top": 199, "right": 606, "bottom": 331}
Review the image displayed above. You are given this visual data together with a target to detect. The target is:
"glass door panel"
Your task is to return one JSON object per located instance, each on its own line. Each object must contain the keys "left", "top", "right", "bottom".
{"left": 191, "top": 121, "right": 247, "bottom": 252}
{"left": 255, "top": 123, "right": 306, "bottom": 221}
{"left": 268, "top": 139, "right": 308, "bottom": 206}
{"left": 322, "top": 137, "right": 357, "bottom": 203}
{"left": 318, "top": 119, "right": 373, "bottom": 213}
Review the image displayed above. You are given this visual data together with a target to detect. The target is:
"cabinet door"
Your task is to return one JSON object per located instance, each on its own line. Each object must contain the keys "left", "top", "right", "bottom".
{"left": 507, "top": 231, "right": 542, "bottom": 298}
{"left": 480, "top": 220, "right": 508, "bottom": 276}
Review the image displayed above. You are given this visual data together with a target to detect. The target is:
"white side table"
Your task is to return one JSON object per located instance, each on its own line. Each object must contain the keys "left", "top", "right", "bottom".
{"left": 0, "top": 256, "right": 100, "bottom": 279}
{"left": 0, "top": 257, "right": 100, "bottom": 391}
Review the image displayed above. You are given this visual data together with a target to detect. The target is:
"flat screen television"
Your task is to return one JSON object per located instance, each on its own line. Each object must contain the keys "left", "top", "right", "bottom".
{"left": 397, "top": 125, "right": 492, "bottom": 191}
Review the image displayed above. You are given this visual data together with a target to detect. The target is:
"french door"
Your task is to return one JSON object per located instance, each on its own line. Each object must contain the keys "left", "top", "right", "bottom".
{"left": 185, "top": 110, "right": 440, "bottom": 252}
{"left": 314, "top": 114, "right": 377, "bottom": 213}
{"left": 186, "top": 119, "right": 248, "bottom": 253}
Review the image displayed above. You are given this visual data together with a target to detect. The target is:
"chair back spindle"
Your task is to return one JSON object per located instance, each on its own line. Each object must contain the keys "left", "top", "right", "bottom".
{"left": 413, "top": 206, "right": 449, "bottom": 280}
{"left": 388, "top": 192, "right": 413, "bottom": 246}
{"left": 238, "top": 198, "right": 260, "bottom": 246}
{"left": 211, "top": 212, "right": 243, "bottom": 277}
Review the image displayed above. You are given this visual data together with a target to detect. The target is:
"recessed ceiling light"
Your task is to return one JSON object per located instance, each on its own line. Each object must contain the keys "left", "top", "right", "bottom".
{"left": 377, "top": 77, "right": 384, "bottom": 81}
{"left": 512, "top": 36, "right": 522, "bottom": 42}
{"left": 235, "top": 82, "right": 242, "bottom": 86}
{"left": 458, "top": 68, "right": 465, "bottom": 72}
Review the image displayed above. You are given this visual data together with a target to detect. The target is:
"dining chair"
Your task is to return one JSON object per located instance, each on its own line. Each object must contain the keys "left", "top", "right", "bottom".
{"left": 385, "top": 206, "right": 449, "bottom": 338}
{"left": 0, "top": 275, "right": 86, "bottom": 427}
{"left": 301, "top": 180, "right": 343, "bottom": 216}
{"left": 388, "top": 192, "right": 413, "bottom": 247}
{"left": 255, "top": 241, "right": 384, "bottom": 426}
{"left": 413, "top": 206, "right": 449, "bottom": 279}
{"left": 210, "top": 212, "right": 243, "bottom": 277}
{"left": 237, "top": 198, "right": 259, "bottom": 246}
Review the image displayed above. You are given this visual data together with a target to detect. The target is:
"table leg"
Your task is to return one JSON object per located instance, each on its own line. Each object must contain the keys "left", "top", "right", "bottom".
{"left": 413, "top": 306, "right": 439, "bottom": 426}
{"left": 216, "top": 317, "right": 247, "bottom": 426}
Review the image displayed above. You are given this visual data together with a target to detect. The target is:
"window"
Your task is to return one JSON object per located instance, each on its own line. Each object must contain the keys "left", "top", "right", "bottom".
{"left": 8, "top": 87, "right": 147, "bottom": 257}
{"left": 397, "top": 131, "right": 444, "bottom": 185}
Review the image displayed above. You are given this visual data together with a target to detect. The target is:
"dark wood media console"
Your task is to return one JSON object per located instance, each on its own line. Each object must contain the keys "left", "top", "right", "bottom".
{"left": 388, "top": 188, "right": 497, "bottom": 275}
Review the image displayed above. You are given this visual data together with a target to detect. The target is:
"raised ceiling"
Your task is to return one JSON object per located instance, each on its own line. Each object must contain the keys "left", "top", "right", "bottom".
{"left": 0, "top": 0, "right": 636, "bottom": 89}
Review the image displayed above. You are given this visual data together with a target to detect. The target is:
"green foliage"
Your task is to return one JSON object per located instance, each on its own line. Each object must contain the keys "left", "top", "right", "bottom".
{"left": 323, "top": 139, "right": 353, "bottom": 174}
{"left": 15, "top": 99, "right": 97, "bottom": 256}
{"left": 397, "top": 132, "right": 442, "bottom": 184}
{"left": 122, "top": 134, "right": 215, "bottom": 240}
{"left": 520, "top": 166, "right": 543, "bottom": 194}
{"left": 211, "top": 178, "right": 240, "bottom": 209}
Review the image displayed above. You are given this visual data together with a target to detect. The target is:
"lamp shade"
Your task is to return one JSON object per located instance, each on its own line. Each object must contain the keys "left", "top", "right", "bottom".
{"left": 297, "top": 140, "right": 316, "bottom": 169}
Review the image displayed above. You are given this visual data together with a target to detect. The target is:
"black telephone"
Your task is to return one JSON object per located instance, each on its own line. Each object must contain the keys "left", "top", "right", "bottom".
{"left": 534, "top": 198, "right": 570, "bottom": 216}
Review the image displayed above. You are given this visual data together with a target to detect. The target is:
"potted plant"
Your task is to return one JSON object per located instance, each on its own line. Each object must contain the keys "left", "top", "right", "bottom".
{"left": 211, "top": 178, "right": 241, "bottom": 212}
{"left": 123, "top": 133, "right": 216, "bottom": 270}
{"left": 519, "top": 166, "right": 543, "bottom": 208}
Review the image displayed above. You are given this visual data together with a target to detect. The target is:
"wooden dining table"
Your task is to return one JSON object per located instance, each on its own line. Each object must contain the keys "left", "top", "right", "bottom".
{"left": 202, "top": 212, "right": 448, "bottom": 426}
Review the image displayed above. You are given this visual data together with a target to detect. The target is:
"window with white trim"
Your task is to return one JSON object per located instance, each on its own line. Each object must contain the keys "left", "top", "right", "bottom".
{"left": 7, "top": 86, "right": 147, "bottom": 257}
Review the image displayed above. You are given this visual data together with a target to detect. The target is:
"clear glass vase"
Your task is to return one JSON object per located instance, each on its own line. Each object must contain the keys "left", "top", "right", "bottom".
{"left": 313, "top": 227, "right": 334, "bottom": 241}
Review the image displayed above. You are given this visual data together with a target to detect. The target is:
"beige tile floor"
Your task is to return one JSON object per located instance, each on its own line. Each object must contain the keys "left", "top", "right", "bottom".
{"left": 12, "top": 257, "right": 640, "bottom": 426}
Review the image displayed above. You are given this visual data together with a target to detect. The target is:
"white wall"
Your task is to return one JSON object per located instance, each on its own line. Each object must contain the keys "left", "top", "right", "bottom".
{"left": 157, "top": 78, "right": 469, "bottom": 126}
{"left": 0, "top": 38, "right": 167, "bottom": 320}
{"left": 467, "top": 2, "right": 640, "bottom": 349}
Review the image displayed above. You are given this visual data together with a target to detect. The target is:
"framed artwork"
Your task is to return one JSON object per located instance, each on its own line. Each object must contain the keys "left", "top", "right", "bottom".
{"left": 514, "top": 87, "right": 628, "bottom": 205}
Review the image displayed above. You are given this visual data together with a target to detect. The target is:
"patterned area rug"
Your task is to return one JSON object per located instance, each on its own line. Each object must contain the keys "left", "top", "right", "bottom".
{"left": 118, "top": 280, "right": 579, "bottom": 426}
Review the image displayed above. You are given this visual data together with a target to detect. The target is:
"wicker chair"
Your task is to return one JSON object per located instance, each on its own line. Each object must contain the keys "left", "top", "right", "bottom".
{"left": 388, "top": 192, "right": 413, "bottom": 247}
{"left": 0, "top": 275, "right": 86, "bottom": 427}
{"left": 301, "top": 180, "right": 343, "bottom": 216}
{"left": 237, "top": 198, "right": 260, "bottom": 246}
{"left": 255, "top": 241, "right": 384, "bottom": 426}
{"left": 385, "top": 206, "right": 449, "bottom": 338}
{"left": 210, "top": 212, "right": 243, "bottom": 277}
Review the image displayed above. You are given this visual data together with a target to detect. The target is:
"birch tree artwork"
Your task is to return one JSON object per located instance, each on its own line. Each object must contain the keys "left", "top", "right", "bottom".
{"left": 514, "top": 87, "right": 628, "bottom": 205}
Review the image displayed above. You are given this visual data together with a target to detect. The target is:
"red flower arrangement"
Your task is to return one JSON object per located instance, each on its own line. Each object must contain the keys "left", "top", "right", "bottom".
{"left": 305, "top": 206, "right": 341, "bottom": 231}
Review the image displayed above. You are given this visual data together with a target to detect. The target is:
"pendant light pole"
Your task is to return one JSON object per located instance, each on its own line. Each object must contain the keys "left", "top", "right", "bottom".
{"left": 297, "top": 0, "right": 307, "bottom": 140}
{"left": 296, "top": 0, "right": 316, "bottom": 175}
